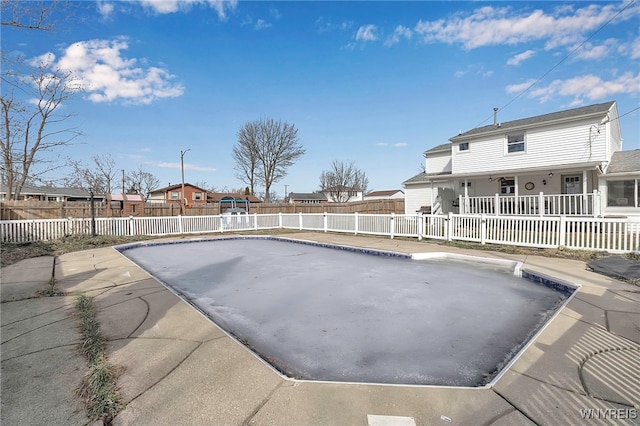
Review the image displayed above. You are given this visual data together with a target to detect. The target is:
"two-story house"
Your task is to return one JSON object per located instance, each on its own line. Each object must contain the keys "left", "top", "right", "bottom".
{"left": 403, "top": 101, "right": 640, "bottom": 218}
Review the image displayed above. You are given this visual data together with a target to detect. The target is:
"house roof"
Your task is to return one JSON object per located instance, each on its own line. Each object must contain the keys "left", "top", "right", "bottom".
{"left": 110, "top": 193, "right": 144, "bottom": 202}
{"left": 607, "top": 149, "right": 640, "bottom": 174}
{"left": 0, "top": 183, "right": 97, "bottom": 198}
{"left": 424, "top": 143, "right": 451, "bottom": 154}
{"left": 207, "top": 192, "right": 262, "bottom": 203}
{"left": 288, "top": 192, "right": 328, "bottom": 201}
{"left": 366, "top": 190, "right": 404, "bottom": 197}
{"left": 402, "top": 171, "right": 452, "bottom": 185}
{"left": 450, "top": 101, "right": 615, "bottom": 142}
{"left": 150, "top": 183, "right": 209, "bottom": 194}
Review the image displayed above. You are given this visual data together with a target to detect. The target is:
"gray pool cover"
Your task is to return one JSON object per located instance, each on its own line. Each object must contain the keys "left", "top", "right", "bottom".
{"left": 121, "top": 238, "right": 569, "bottom": 386}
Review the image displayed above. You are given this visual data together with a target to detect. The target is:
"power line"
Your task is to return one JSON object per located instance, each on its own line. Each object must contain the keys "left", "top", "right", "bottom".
{"left": 470, "top": 0, "right": 637, "bottom": 131}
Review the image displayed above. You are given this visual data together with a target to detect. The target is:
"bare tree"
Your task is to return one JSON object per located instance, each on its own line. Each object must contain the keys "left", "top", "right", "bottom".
{"left": 1, "top": 62, "right": 81, "bottom": 199}
{"left": 126, "top": 166, "right": 160, "bottom": 200}
{"left": 1, "top": 0, "right": 71, "bottom": 31}
{"left": 232, "top": 121, "right": 259, "bottom": 196}
{"left": 319, "top": 160, "right": 369, "bottom": 202}
{"left": 234, "top": 118, "right": 305, "bottom": 203}
{"left": 66, "top": 154, "right": 118, "bottom": 195}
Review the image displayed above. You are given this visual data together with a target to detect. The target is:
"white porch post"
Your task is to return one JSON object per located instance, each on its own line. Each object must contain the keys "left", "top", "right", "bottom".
{"left": 494, "top": 193, "right": 500, "bottom": 216}
{"left": 538, "top": 192, "right": 544, "bottom": 217}
{"left": 464, "top": 179, "right": 469, "bottom": 213}
{"left": 514, "top": 175, "right": 519, "bottom": 215}
{"left": 583, "top": 169, "right": 588, "bottom": 215}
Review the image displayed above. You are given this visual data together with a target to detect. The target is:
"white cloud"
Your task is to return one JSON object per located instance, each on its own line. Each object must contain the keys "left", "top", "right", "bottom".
{"left": 97, "top": 1, "right": 114, "bottom": 18}
{"left": 375, "top": 142, "right": 388, "bottom": 146}
{"left": 254, "top": 19, "right": 271, "bottom": 31}
{"left": 134, "top": 0, "right": 237, "bottom": 19}
{"left": 157, "top": 161, "right": 216, "bottom": 172}
{"left": 28, "top": 52, "right": 56, "bottom": 68}
{"left": 573, "top": 39, "right": 617, "bottom": 61}
{"left": 356, "top": 24, "right": 378, "bottom": 42}
{"left": 507, "top": 49, "right": 536, "bottom": 66}
{"left": 44, "top": 38, "right": 184, "bottom": 105}
{"left": 385, "top": 25, "right": 412, "bottom": 47}
{"left": 507, "top": 72, "right": 640, "bottom": 104}
{"left": 393, "top": 142, "right": 408, "bottom": 147}
{"left": 619, "top": 36, "right": 640, "bottom": 59}
{"left": 414, "top": 3, "right": 638, "bottom": 50}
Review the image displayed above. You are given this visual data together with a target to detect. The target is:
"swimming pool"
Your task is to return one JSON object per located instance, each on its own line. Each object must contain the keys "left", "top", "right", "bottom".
{"left": 119, "top": 236, "right": 575, "bottom": 387}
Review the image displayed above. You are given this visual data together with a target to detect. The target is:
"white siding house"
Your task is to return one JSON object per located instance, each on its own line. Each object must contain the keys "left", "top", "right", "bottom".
{"left": 363, "top": 190, "right": 404, "bottom": 200}
{"left": 404, "top": 101, "right": 638, "bottom": 217}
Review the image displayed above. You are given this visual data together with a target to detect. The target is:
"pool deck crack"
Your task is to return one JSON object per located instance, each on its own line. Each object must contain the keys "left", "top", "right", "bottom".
{"left": 492, "top": 388, "right": 540, "bottom": 426}
{"left": 241, "top": 380, "right": 285, "bottom": 426}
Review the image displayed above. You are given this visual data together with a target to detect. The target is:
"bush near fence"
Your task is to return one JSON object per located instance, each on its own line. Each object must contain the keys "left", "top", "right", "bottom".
{"left": 0, "top": 199, "right": 404, "bottom": 220}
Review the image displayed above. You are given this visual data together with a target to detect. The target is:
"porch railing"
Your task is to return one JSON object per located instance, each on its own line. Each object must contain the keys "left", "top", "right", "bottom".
{"left": 460, "top": 191, "right": 600, "bottom": 216}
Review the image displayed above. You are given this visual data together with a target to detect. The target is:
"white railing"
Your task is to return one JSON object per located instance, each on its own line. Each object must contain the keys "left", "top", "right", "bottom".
{"left": 462, "top": 191, "right": 599, "bottom": 216}
{"left": 1, "top": 212, "right": 639, "bottom": 253}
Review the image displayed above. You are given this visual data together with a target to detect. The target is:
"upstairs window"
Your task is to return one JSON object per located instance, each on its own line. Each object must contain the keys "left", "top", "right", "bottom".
{"left": 193, "top": 192, "right": 203, "bottom": 201}
{"left": 170, "top": 191, "right": 179, "bottom": 200}
{"left": 507, "top": 133, "right": 525, "bottom": 153}
{"left": 459, "top": 142, "right": 469, "bottom": 151}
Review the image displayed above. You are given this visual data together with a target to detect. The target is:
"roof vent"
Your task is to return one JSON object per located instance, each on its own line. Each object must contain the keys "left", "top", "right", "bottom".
{"left": 493, "top": 107, "right": 499, "bottom": 126}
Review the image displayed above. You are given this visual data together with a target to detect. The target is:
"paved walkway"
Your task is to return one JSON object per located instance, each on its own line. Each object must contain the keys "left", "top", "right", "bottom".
{"left": 1, "top": 233, "right": 639, "bottom": 425}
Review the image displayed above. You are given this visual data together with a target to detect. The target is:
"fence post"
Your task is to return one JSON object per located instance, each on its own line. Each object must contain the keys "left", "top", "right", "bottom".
{"left": 299, "top": 212, "right": 303, "bottom": 230}
{"left": 278, "top": 212, "right": 283, "bottom": 229}
{"left": 390, "top": 213, "right": 395, "bottom": 239}
{"left": 253, "top": 213, "right": 258, "bottom": 230}
{"left": 178, "top": 215, "right": 183, "bottom": 234}
{"left": 67, "top": 216, "right": 73, "bottom": 237}
{"left": 447, "top": 212, "right": 454, "bottom": 241}
{"left": 480, "top": 214, "right": 487, "bottom": 245}
{"left": 592, "top": 189, "right": 599, "bottom": 217}
{"left": 458, "top": 194, "right": 464, "bottom": 214}
{"left": 494, "top": 194, "right": 500, "bottom": 215}
{"left": 559, "top": 215, "right": 566, "bottom": 248}
{"left": 129, "top": 216, "right": 136, "bottom": 236}
{"left": 354, "top": 212, "right": 359, "bottom": 235}
{"left": 538, "top": 192, "right": 544, "bottom": 217}
{"left": 323, "top": 212, "right": 328, "bottom": 233}
{"left": 417, "top": 213, "right": 423, "bottom": 241}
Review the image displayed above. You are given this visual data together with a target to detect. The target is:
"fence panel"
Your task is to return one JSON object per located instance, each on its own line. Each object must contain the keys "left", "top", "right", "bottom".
{"left": 485, "top": 216, "right": 559, "bottom": 248}
{"left": 327, "top": 214, "right": 355, "bottom": 233}
{"left": 393, "top": 215, "right": 420, "bottom": 237}
{"left": 451, "top": 215, "right": 482, "bottom": 242}
{"left": 564, "top": 217, "right": 640, "bottom": 253}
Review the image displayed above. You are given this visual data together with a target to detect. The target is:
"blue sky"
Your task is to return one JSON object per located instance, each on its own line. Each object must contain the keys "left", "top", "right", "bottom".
{"left": 5, "top": 0, "right": 640, "bottom": 198}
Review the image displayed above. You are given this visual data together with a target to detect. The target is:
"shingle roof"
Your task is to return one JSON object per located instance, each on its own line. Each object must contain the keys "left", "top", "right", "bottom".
{"left": 150, "top": 183, "right": 208, "bottom": 193}
{"left": 288, "top": 192, "right": 328, "bottom": 201}
{"left": 450, "top": 101, "right": 615, "bottom": 141}
{"left": 0, "top": 183, "right": 94, "bottom": 197}
{"left": 402, "top": 171, "right": 452, "bottom": 185}
{"left": 424, "top": 143, "right": 451, "bottom": 154}
{"left": 607, "top": 149, "right": 640, "bottom": 174}
{"left": 366, "top": 190, "right": 404, "bottom": 197}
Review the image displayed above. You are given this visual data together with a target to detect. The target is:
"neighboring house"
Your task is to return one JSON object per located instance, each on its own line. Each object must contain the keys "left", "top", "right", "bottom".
{"left": 288, "top": 192, "right": 329, "bottom": 204}
{"left": 148, "top": 183, "right": 209, "bottom": 205}
{"left": 322, "top": 187, "right": 364, "bottom": 203}
{"left": 403, "top": 101, "right": 639, "bottom": 217}
{"left": 363, "top": 190, "right": 405, "bottom": 201}
{"left": 0, "top": 183, "right": 104, "bottom": 202}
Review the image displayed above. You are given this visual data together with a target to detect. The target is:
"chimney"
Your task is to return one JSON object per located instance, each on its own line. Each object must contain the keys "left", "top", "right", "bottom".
{"left": 493, "top": 107, "right": 499, "bottom": 125}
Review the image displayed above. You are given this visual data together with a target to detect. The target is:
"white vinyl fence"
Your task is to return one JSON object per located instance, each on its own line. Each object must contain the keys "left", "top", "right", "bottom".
{"left": 1, "top": 212, "right": 639, "bottom": 253}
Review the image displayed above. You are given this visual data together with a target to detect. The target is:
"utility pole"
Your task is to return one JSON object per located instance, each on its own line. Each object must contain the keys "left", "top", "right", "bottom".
{"left": 121, "top": 169, "right": 125, "bottom": 194}
{"left": 180, "top": 149, "right": 190, "bottom": 215}
{"left": 284, "top": 184, "right": 289, "bottom": 202}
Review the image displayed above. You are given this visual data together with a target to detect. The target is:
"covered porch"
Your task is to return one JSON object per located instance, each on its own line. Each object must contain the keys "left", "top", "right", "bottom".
{"left": 436, "top": 166, "right": 602, "bottom": 217}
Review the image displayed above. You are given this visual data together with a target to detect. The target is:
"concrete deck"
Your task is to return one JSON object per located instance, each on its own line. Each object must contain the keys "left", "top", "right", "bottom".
{"left": 2, "top": 232, "right": 639, "bottom": 425}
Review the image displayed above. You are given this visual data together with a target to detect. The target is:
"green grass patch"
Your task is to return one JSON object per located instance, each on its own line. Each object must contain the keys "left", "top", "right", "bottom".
{"left": 75, "top": 294, "right": 122, "bottom": 423}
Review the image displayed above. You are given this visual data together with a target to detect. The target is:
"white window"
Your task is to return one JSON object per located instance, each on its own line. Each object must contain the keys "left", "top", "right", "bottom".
{"left": 500, "top": 178, "right": 515, "bottom": 195}
{"left": 459, "top": 142, "right": 469, "bottom": 151}
{"left": 193, "top": 192, "right": 203, "bottom": 201}
{"left": 170, "top": 191, "right": 179, "bottom": 200}
{"left": 507, "top": 134, "right": 525, "bottom": 153}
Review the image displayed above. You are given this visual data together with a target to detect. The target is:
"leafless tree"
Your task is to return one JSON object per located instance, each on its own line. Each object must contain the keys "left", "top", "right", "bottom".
{"left": 1, "top": 62, "right": 82, "bottom": 199}
{"left": 319, "top": 160, "right": 369, "bottom": 202}
{"left": 233, "top": 118, "right": 305, "bottom": 203}
{"left": 1, "top": 1, "right": 81, "bottom": 199}
{"left": 0, "top": 0, "right": 71, "bottom": 31}
{"left": 126, "top": 166, "right": 160, "bottom": 200}
{"left": 232, "top": 121, "right": 260, "bottom": 196}
{"left": 66, "top": 154, "right": 118, "bottom": 195}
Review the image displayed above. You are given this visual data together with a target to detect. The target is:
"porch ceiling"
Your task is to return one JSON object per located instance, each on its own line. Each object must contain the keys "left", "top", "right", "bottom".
{"left": 429, "top": 161, "right": 602, "bottom": 182}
